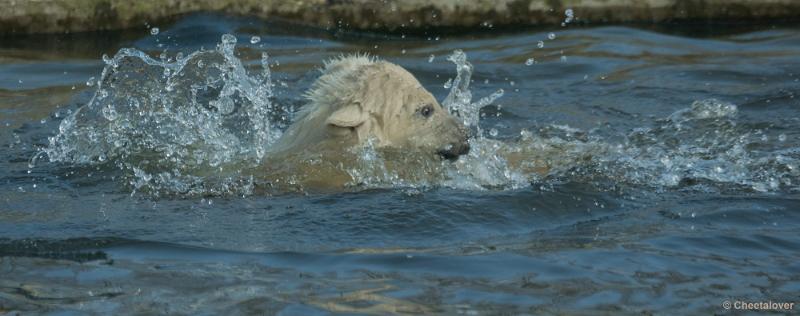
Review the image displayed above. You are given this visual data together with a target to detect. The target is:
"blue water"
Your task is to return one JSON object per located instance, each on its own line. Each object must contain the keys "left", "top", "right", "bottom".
{"left": 1, "top": 14, "right": 799, "bottom": 314}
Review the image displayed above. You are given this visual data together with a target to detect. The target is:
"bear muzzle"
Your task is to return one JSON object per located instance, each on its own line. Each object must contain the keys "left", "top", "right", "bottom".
{"left": 437, "top": 141, "right": 470, "bottom": 161}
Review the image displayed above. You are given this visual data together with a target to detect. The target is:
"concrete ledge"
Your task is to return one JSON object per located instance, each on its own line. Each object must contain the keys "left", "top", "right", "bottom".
{"left": 2, "top": 0, "right": 800, "bottom": 35}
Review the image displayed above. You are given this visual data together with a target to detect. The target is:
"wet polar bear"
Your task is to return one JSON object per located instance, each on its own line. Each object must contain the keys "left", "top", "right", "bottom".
{"left": 257, "top": 56, "right": 470, "bottom": 192}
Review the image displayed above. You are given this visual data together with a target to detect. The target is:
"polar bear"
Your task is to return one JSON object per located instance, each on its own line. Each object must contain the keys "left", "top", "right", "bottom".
{"left": 256, "top": 55, "right": 471, "bottom": 191}
{"left": 269, "top": 55, "right": 469, "bottom": 160}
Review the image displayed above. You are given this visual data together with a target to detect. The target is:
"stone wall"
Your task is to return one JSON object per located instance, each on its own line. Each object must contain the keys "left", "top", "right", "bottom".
{"left": 2, "top": 0, "right": 799, "bottom": 34}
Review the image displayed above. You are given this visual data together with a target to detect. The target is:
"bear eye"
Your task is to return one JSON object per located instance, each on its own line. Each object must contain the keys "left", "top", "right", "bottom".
{"left": 418, "top": 104, "right": 434, "bottom": 118}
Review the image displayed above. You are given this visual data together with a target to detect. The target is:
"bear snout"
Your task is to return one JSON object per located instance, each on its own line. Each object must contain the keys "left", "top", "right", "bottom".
{"left": 437, "top": 141, "right": 470, "bottom": 161}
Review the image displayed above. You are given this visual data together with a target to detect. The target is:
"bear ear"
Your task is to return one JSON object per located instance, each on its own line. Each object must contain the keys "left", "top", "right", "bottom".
{"left": 326, "top": 104, "right": 367, "bottom": 128}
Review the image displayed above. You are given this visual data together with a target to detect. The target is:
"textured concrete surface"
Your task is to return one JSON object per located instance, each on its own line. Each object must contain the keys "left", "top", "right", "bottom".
{"left": 2, "top": 0, "right": 799, "bottom": 34}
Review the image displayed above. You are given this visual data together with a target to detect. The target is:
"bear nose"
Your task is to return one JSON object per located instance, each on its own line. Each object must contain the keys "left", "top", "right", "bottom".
{"left": 437, "top": 141, "right": 470, "bottom": 161}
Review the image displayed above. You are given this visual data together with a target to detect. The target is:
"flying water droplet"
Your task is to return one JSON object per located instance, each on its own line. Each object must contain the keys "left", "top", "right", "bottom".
{"left": 222, "top": 34, "right": 237, "bottom": 45}
{"left": 564, "top": 8, "right": 574, "bottom": 24}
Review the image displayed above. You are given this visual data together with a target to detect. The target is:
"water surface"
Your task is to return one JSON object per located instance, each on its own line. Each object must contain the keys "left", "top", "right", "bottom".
{"left": 1, "top": 14, "right": 799, "bottom": 315}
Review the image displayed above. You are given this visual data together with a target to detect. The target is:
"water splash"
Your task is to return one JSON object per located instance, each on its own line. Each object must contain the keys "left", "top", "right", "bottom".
{"left": 36, "top": 42, "right": 798, "bottom": 195}
{"left": 589, "top": 99, "right": 799, "bottom": 192}
{"left": 437, "top": 51, "right": 798, "bottom": 193}
{"left": 40, "top": 34, "right": 280, "bottom": 195}
{"left": 504, "top": 99, "right": 799, "bottom": 193}
{"left": 442, "top": 49, "right": 504, "bottom": 133}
